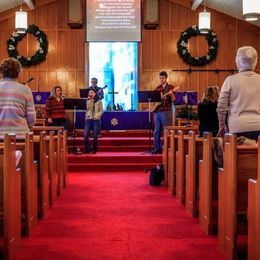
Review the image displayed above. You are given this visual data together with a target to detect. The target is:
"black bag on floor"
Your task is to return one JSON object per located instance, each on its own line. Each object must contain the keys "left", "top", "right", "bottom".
{"left": 149, "top": 164, "right": 164, "bottom": 186}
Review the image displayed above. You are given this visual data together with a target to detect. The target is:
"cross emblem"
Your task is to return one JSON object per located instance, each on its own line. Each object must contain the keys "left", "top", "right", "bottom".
{"left": 111, "top": 117, "right": 118, "bottom": 126}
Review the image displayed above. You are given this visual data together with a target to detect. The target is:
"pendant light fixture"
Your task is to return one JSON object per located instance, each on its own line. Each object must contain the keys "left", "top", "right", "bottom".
{"left": 199, "top": 0, "right": 211, "bottom": 34}
{"left": 15, "top": 4, "right": 28, "bottom": 34}
{"left": 243, "top": 0, "right": 260, "bottom": 21}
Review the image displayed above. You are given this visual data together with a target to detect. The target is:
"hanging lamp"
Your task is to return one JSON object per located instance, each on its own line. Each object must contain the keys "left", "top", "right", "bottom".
{"left": 15, "top": 5, "right": 27, "bottom": 33}
{"left": 199, "top": 0, "right": 211, "bottom": 34}
{"left": 243, "top": 0, "right": 260, "bottom": 21}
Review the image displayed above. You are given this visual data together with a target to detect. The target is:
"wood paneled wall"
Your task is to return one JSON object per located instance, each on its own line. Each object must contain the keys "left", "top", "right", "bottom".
{"left": 0, "top": 0, "right": 86, "bottom": 96}
{"left": 140, "top": 0, "right": 260, "bottom": 99}
{"left": 0, "top": 0, "right": 260, "bottom": 100}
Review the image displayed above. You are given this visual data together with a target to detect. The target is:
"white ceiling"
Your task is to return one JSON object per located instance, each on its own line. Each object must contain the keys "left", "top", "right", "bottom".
{"left": 0, "top": 0, "right": 24, "bottom": 13}
{"left": 204, "top": 0, "right": 260, "bottom": 27}
{"left": 0, "top": 0, "right": 259, "bottom": 27}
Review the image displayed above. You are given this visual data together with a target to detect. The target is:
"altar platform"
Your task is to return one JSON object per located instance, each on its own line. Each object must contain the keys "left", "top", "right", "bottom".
{"left": 75, "top": 111, "right": 149, "bottom": 130}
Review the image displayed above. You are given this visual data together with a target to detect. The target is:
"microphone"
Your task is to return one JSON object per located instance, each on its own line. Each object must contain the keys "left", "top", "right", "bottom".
{"left": 22, "top": 77, "right": 34, "bottom": 85}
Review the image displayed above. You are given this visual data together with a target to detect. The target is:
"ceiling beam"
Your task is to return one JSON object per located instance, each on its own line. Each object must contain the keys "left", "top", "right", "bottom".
{"left": 191, "top": 0, "right": 203, "bottom": 10}
{"left": 24, "top": 0, "right": 35, "bottom": 10}
{"left": 168, "top": 0, "right": 192, "bottom": 9}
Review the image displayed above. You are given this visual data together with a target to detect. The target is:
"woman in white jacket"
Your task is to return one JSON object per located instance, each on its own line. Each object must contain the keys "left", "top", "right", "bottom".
{"left": 84, "top": 88, "right": 103, "bottom": 154}
{"left": 217, "top": 46, "right": 260, "bottom": 140}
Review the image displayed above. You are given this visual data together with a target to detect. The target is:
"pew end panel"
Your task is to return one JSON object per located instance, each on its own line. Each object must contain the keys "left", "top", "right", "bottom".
{"left": 48, "top": 132, "right": 58, "bottom": 206}
{"left": 248, "top": 179, "right": 259, "bottom": 260}
{"left": 163, "top": 128, "right": 171, "bottom": 187}
{"left": 185, "top": 131, "right": 203, "bottom": 217}
{"left": 176, "top": 131, "right": 187, "bottom": 205}
{"left": 168, "top": 131, "right": 177, "bottom": 196}
{"left": 0, "top": 135, "right": 21, "bottom": 260}
{"left": 16, "top": 133, "right": 38, "bottom": 237}
{"left": 199, "top": 132, "right": 217, "bottom": 235}
{"left": 218, "top": 134, "right": 258, "bottom": 259}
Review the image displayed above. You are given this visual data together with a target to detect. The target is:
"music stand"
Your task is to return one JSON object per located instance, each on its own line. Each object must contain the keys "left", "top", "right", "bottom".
{"left": 64, "top": 98, "right": 86, "bottom": 154}
{"left": 79, "top": 89, "right": 89, "bottom": 98}
{"left": 138, "top": 91, "right": 161, "bottom": 153}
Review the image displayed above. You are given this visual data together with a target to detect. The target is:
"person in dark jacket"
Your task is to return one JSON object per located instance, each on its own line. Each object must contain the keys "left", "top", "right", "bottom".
{"left": 198, "top": 86, "right": 219, "bottom": 137}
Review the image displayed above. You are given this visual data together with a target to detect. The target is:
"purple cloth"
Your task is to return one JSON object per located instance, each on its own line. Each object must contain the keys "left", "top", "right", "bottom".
{"left": 175, "top": 92, "right": 197, "bottom": 105}
{"left": 32, "top": 91, "right": 50, "bottom": 104}
{"left": 76, "top": 111, "right": 149, "bottom": 130}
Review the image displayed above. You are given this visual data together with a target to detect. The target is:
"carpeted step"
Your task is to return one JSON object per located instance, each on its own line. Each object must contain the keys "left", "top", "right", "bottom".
{"left": 68, "top": 162, "right": 157, "bottom": 172}
{"left": 68, "top": 153, "right": 162, "bottom": 164}
{"left": 68, "top": 137, "right": 154, "bottom": 146}
{"left": 71, "top": 130, "right": 151, "bottom": 137}
{"left": 68, "top": 145, "right": 153, "bottom": 152}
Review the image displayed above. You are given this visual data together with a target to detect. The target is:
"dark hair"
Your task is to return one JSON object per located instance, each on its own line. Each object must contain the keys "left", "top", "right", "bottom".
{"left": 88, "top": 88, "right": 99, "bottom": 102}
{"left": 50, "top": 85, "right": 63, "bottom": 97}
{"left": 0, "top": 58, "right": 21, "bottom": 79}
{"left": 159, "top": 71, "right": 168, "bottom": 78}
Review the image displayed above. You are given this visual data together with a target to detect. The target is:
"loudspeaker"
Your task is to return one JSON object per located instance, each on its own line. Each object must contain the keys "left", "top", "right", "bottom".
{"left": 68, "top": 0, "right": 83, "bottom": 29}
{"left": 144, "top": 0, "right": 159, "bottom": 29}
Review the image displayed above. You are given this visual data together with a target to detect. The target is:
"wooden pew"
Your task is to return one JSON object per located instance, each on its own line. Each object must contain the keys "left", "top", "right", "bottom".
{"left": 185, "top": 131, "right": 203, "bottom": 217}
{"left": 16, "top": 133, "right": 38, "bottom": 236}
{"left": 218, "top": 134, "right": 258, "bottom": 259}
{"left": 33, "top": 132, "right": 49, "bottom": 218}
{"left": 198, "top": 132, "right": 218, "bottom": 234}
{"left": 32, "top": 126, "right": 64, "bottom": 135}
{"left": 32, "top": 126, "right": 68, "bottom": 190}
{"left": 163, "top": 128, "right": 171, "bottom": 187}
{"left": 247, "top": 138, "right": 260, "bottom": 260}
{"left": 163, "top": 125, "right": 198, "bottom": 187}
{"left": 167, "top": 130, "right": 178, "bottom": 195}
{"left": 48, "top": 132, "right": 58, "bottom": 206}
{"left": 0, "top": 134, "right": 21, "bottom": 260}
{"left": 62, "top": 130, "right": 68, "bottom": 188}
{"left": 175, "top": 131, "right": 187, "bottom": 205}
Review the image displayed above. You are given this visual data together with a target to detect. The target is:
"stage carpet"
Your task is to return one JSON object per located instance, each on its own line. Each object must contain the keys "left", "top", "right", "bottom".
{"left": 68, "top": 130, "right": 162, "bottom": 172}
{"left": 17, "top": 172, "right": 227, "bottom": 260}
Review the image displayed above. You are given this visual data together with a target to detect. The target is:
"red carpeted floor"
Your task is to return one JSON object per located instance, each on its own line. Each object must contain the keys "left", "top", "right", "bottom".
{"left": 17, "top": 172, "right": 226, "bottom": 260}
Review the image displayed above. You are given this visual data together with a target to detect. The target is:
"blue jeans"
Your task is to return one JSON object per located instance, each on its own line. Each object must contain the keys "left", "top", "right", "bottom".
{"left": 153, "top": 111, "right": 172, "bottom": 151}
{"left": 84, "top": 119, "right": 101, "bottom": 152}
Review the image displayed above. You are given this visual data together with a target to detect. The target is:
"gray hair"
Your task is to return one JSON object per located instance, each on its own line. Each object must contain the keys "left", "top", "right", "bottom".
{"left": 235, "top": 46, "right": 258, "bottom": 72}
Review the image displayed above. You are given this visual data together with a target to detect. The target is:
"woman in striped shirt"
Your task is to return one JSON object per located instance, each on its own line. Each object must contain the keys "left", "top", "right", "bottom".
{"left": 45, "top": 86, "right": 66, "bottom": 129}
{"left": 0, "top": 57, "right": 36, "bottom": 139}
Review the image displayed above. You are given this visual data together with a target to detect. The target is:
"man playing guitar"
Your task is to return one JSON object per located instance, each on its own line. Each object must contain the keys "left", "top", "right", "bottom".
{"left": 88, "top": 77, "right": 104, "bottom": 100}
{"left": 152, "top": 71, "right": 177, "bottom": 154}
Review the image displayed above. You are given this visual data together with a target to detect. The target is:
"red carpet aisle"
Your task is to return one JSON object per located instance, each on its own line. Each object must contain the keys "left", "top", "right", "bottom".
{"left": 17, "top": 172, "right": 227, "bottom": 260}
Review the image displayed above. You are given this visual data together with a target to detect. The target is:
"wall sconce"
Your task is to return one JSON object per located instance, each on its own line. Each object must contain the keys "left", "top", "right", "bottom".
{"left": 199, "top": 1, "right": 211, "bottom": 33}
{"left": 243, "top": 0, "right": 260, "bottom": 21}
{"left": 15, "top": 6, "right": 28, "bottom": 33}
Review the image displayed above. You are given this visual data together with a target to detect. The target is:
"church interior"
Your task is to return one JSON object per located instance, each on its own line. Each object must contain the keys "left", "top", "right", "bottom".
{"left": 0, "top": 0, "right": 260, "bottom": 259}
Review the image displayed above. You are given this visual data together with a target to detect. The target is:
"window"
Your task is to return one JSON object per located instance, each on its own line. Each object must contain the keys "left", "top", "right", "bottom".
{"left": 89, "top": 42, "right": 138, "bottom": 111}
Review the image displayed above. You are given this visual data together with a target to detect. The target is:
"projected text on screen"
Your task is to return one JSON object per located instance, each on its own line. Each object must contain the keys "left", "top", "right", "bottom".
{"left": 87, "top": 0, "right": 141, "bottom": 42}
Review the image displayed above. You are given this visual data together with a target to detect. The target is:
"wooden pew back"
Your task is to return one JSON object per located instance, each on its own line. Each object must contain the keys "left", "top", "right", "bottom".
{"left": 16, "top": 133, "right": 38, "bottom": 236}
{"left": 167, "top": 130, "right": 178, "bottom": 195}
{"left": 198, "top": 132, "right": 217, "bottom": 234}
{"left": 185, "top": 131, "right": 203, "bottom": 217}
{"left": 0, "top": 135, "right": 21, "bottom": 260}
{"left": 175, "top": 131, "right": 189, "bottom": 205}
{"left": 247, "top": 137, "right": 260, "bottom": 260}
{"left": 33, "top": 132, "right": 49, "bottom": 218}
{"left": 218, "top": 134, "right": 258, "bottom": 259}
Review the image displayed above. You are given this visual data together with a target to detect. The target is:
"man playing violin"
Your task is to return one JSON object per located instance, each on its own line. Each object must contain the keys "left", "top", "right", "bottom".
{"left": 152, "top": 71, "right": 177, "bottom": 154}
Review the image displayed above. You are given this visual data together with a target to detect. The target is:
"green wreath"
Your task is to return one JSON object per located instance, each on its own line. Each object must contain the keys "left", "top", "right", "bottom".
{"left": 7, "top": 24, "right": 48, "bottom": 67}
{"left": 177, "top": 25, "right": 218, "bottom": 66}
